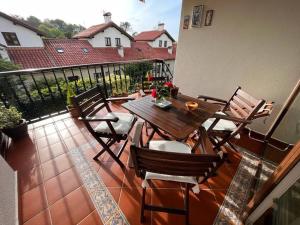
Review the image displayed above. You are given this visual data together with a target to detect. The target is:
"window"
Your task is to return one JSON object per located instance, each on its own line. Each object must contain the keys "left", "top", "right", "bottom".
{"left": 105, "top": 37, "right": 111, "bottom": 46}
{"left": 115, "top": 38, "right": 121, "bottom": 46}
{"left": 56, "top": 48, "right": 64, "bottom": 53}
{"left": 164, "top": 41, "right": 167, "bottom": 47}
{"left": 82, "top": 48, "right": 88, "bottom": 53}
{"left": 2, "top": 32, "right": 20, "bottom": 46}
{"left": 159, "top": 40, "right": 162, "bottom": 47}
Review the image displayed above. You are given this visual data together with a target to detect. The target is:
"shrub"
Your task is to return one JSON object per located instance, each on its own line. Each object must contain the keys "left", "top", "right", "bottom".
{"left": 0, "top": 105, "right": 22, "bottom": 129}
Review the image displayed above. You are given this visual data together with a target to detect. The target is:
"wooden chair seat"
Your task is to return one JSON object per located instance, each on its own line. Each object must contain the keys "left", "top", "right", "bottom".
{"left": 94, "top": 112, "right": 135, "bottom": 135}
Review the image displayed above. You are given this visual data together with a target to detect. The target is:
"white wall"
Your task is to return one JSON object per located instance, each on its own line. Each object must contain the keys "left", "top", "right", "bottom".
{"left": 0, "top": 156, "right": 18, "bottom": 225}
{"left": 88, "top": 27, "right": 131, "bottom": 48}
{"left": 165, "top": 59, "right": 175, "bottom": 74}
{"left": 174, "top": 0, "right": 300, "bottom": 143}
{"left": 0, "top": 16, "right": 44, "bottom": 47}
{"left": 150, "top": 33, "right": 173, "bottom": 48}
{"left": 0, "top": 46, "right": 10, "bottom": 60}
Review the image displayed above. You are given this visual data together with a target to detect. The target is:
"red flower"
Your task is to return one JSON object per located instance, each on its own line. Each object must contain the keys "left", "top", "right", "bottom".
{"left": 147, "top": 74, "right": 154, "bottom": 81}
{"left": 151, "top": 89, "right": 157, "bottom": 98}
{"left": 164, "top": 82, "right": 174, "bottom": 88}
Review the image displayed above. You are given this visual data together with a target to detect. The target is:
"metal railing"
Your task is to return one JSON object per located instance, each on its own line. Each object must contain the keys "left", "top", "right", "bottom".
{"left": 0, "top": 59, "right": 173, "bottom": 122}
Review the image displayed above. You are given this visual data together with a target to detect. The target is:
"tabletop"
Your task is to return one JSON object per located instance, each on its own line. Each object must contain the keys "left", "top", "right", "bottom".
{"left": 122, "top": 94, "right": 220, "bottom": 140}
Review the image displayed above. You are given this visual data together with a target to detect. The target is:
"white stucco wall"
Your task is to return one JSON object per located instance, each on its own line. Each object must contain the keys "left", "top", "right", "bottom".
{"left": 150, "top": 33, "right": 173, "bottom": 48}
{"left": 0, "top": 47, "right": 10, "bottom": 60}
{"left": 174, "top": 0, "right": 300, "bottom": 143}
{"left": 0, "top": 16, "right": 44, "bottom": 47}
{"left": 88, "top": 27, "right": 131, "bottom": 48}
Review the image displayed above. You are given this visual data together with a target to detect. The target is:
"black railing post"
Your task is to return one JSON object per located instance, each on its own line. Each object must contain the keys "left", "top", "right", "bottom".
{"left": 70, "top": 68, "right": 79, "bottom": 93}
{"left": 100, "top": 65, "right": 109, "bottom": 98}
{"left": 52, "top": 69, "right": 65, "bottom": 101}
{"left": 106, "top": 64, "right": 113, "bottom": 95}
{"left": 18, "top": 74, "right": 33, "bottom": 103}
{"left": 42, "top": 71, "right": 54, "bottom": 100}
{"left": 30, "top": 72, "right": 45, "bottom": 102}
{"left": 86, "top": 66, "right": 93, "bottom": 88}
{"left": 78, "top": 67, "right": 87, "bottom": 91}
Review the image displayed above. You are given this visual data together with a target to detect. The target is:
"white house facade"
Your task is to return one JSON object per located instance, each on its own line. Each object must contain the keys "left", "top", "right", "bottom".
{"left": 0, "top": 12, "right": 44, "bottom": 48}
{"left": 148, "top": 33, "right": 173, "bottom": 48}
{"left": 88, "top": 26, "right": 131, "bottom": 48}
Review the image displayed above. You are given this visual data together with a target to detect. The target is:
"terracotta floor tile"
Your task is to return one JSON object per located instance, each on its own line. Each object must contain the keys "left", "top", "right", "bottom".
{"left": 20, "top": 185, "right": 48, "bottom": 223}
{"left": 189, "top": 189, "right": 220, "bottom": 225}
{"left": 108, "top": 187, "right": 122, "bottom": 203}
{"left": 19, "top": 166, "right": 43, "bottom": 194}
{"left": 23, "top": 209, "right": 52, "bottom": 225}
{"left": 41, "top": 153, "right": 74, "bottom": 181}
{"left": 212, "top": 189, "right": 227, "bottom": 206}
{"left": 38, "top": 142, "right": 67, "bottom": 163}
{"left": 97, "top": 162, "right": 125, "bottom": 188}
{"left": 45, "top": 168, "right": 82, "bottom": 205}
{"left": 44, "top": 124, "right": 57, "bottom": 135}
{"left": 45, "top": 133, "right": 61, "bottom": 145}
{"left": 78, "top": 210, "right": 103, "bottom": 225}
{"left": 58, "top": 129, "right": 72, "bottom": 139}
{"left": 151, "top": 188, "right": 185, "bottom": 225}
{"left": 6, "top": 138, "right": 39, "bottom": 171}
{"left": 119, "top": 187, "right": 151, "bottom": 225}
{"left": 49, "top": 187, "right": 95, "bottom": 225}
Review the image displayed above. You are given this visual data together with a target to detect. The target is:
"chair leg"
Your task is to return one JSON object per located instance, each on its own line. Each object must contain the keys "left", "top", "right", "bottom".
{"left": 184, "top": 184, "right": 190, "bottom": 225}
{"left": 141, "top": 187, "right": 146, "bottom": 223}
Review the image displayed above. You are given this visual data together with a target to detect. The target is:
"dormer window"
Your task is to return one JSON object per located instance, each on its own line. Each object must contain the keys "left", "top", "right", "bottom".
{"left": 164, "top": 41, "right": 167, "bottom": 47}
{"left": 82, "top": 48, "right": 89, "bottom": 53}
{"left": 56, "top": 48, "right": 64, "bottom": 53}
{"left": 159, "top": 40, "right": 162, "bottom": 47}
{"left": 2, "top": 32, "right": 20, "bottom": 46}
{"left": 115, "top": 38, "right": 121, "bottom": 46}
{"left": 105, "top": 37, "right": 111, "bottom": 46}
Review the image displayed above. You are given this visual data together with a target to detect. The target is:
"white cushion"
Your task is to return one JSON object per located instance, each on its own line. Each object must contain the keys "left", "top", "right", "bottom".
{"left": 94, "top": 112, "right": 134, "bottom": 135}
{"left": 143, "top": 140, "right": 200, "bottom": 193}
{"left": 202, "top": 112, "right": 240, "bottom": 139}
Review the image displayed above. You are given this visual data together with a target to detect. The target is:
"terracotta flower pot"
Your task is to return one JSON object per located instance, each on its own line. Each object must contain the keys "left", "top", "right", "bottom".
{"left": 2, "top": 119, "right": 28, "bottom": 139}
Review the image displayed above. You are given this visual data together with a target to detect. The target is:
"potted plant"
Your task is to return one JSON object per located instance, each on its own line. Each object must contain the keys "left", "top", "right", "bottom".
{"left": 66, "top": 85, "right": 80, "bottom": 118}
{"left": 0, "top": 105, "right": 28, "bottom": 139}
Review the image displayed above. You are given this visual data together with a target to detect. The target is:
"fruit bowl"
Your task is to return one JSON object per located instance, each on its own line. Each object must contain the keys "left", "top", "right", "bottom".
{"left": 185, "top": 101, "right": 198, "bottom": 111}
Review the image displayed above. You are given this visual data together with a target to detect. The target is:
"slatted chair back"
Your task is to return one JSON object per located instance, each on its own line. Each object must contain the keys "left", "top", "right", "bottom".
{"left": 223, "top": 87, "right": 265, "bottom": 120}
{"left": 130, "top": 123, "right": 224, "bottom": 179}
{"left": 72, "top": 85, "right": 110, "bottom": 134}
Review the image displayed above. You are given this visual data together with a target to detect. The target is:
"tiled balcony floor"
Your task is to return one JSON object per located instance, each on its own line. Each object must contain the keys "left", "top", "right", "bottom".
{"left": 6, "top": 102, "right": 243, "bottom": 225}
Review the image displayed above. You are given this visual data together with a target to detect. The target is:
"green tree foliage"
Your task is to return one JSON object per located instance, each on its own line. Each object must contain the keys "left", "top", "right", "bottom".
{"left": 13, "top": 15, "right": 86, "bottom": 38}
{"left": 120, "top": 21, "right": 131, "bottom": 32}
{"left": 0, "top": 59, "right": 20, "bottom": 72}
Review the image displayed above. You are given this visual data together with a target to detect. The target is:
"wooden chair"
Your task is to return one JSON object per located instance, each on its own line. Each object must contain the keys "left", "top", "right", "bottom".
{"left": 73, "top": 85, "right": 137, "bottom": 168}
{"left": 130, "top": 122, "right": 226, "bottom": 225}
{"left": 198, "top": 87, "right": 273, "bottom": 150}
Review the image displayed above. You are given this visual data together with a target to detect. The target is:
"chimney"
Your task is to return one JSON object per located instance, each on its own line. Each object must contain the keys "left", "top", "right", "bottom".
{"left": 167, "top": 46, "right": 173, "bottom": 54}
{"left": 158, "top": 22, "right": 165, "bottom": 31}
{"left": 103, "top": 12, "right": 112, "bottom": 23}
{"left": 117, "top": 46, "right": 124, "bottom": 57}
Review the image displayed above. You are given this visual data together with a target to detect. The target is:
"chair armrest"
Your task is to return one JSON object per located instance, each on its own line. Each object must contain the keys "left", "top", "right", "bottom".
{"left": 197, "top": 95, "right": 227, "bottom": 104}
{"left": 212, "top": 113, "right": 252, "bottom": 124}
{"left": 106, "top": 96, "right": 135, "bottom": 102}
{"left": 78, "top": 116, "right": 119, "bottom": 122}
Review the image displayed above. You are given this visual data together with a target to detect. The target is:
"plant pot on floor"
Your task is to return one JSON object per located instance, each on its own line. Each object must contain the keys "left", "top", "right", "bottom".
{"left": 2, "top": 119, "right": 28, "bottom": 139}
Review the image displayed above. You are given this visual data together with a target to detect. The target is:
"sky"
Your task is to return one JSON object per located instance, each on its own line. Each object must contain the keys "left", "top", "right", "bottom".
{"left": 1, "top": 0, "right": 182, "bottom": 40}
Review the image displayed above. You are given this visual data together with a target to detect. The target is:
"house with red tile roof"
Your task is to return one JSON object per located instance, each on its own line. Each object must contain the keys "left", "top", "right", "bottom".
{"left": 0, "top": 11, "right": 176, "bottom": 72}
{"left": 134, "top": 23, "right": 175, "bottom": 48}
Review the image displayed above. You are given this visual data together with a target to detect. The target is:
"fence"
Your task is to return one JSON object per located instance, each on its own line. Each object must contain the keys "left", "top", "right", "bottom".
{"left": 0, "top": 59, "right": 173, "bottom": 122}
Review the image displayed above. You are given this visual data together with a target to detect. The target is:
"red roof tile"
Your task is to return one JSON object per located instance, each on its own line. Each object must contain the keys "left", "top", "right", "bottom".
{"left": 7, "top": 39, "right": 176, "bottom": 69}
{"left": 134, "top": 30, "right": 175, "bottom": 42}
{"left": 7, "top": 48, "right": 53, "bottom": 69}
{"left": 73, "top": 22, "right": 133, "bottom": 40}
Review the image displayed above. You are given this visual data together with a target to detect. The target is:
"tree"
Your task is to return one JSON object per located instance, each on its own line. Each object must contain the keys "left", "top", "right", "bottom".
{"left": 26, "top": 16, "right": 41, "bottom": 28}
{"left": 38, "top": 24, "right": 65, "bottom": 38}
{"left": 120, "top": 22, "right": 132, "bottom": 32}
{"left": 0, "top": 59, "right": 20, "bottom": 72}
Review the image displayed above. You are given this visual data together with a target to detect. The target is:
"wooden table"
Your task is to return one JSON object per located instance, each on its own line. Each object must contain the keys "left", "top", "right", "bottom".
{"left": 122, "top": 94, "right": 220, "bottom": 141}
